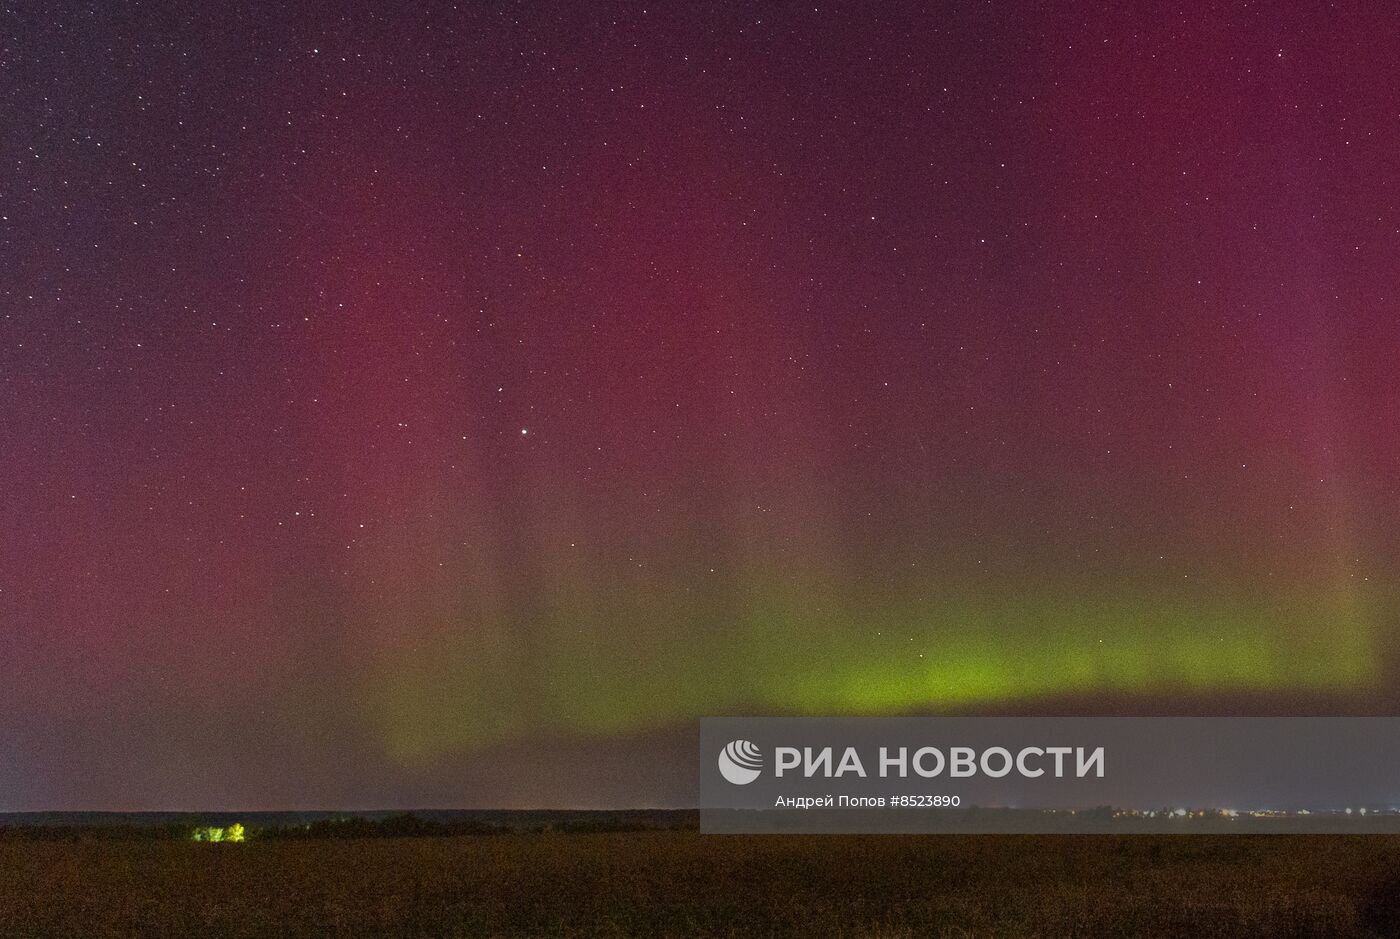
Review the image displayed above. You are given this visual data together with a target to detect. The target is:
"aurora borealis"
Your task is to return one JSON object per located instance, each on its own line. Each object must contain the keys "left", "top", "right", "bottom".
{"left": 5, "top": 3, "right": 1400, "bottom": 810}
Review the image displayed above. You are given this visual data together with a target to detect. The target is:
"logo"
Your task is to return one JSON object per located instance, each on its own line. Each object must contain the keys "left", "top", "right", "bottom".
{"left": 718, "top": 739, "right": 763, "bottom": 785}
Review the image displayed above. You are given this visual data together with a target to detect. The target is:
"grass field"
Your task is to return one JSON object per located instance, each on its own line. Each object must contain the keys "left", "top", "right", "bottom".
{"left": 4, "top": 833, "right": 1400, "bottom": 937}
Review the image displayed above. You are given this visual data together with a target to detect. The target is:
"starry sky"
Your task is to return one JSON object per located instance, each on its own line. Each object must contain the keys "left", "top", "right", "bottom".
{"left": 4, "top": 2, "right": 1400, "bottom": 810}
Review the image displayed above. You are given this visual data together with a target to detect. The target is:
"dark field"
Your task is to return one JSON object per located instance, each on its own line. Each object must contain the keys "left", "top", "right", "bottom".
{"left": 5, "top": 834, "right": 1400, "bottom": 937}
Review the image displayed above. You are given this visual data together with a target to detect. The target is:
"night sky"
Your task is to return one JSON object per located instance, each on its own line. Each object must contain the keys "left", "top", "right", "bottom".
{"left": 5, "top": 2, "right": 1400, "bottom": 810}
